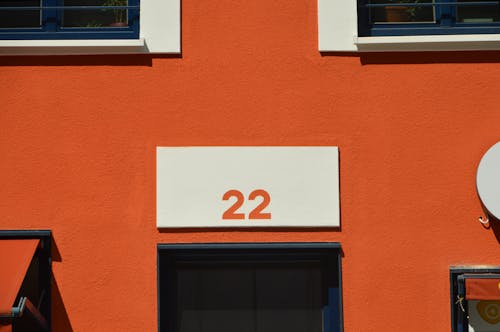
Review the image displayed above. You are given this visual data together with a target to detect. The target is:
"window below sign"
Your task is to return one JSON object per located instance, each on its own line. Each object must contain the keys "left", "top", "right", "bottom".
{"left": 158, "top": 243, "right": 343, "bottom": 332}
{"left": 450, "top": 266, "right": 500, "bottom": 332}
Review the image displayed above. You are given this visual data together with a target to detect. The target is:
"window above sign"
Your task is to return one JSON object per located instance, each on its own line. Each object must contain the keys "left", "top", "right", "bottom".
{"left": 359, "top": 0, "right": 500, "bottom": 37}
{"left": 0, "top": 0, "right": 180, "bottom": 55}
{"left": 0, "top": 0, "right": 139, "bottom": 40}
{"left": 318, "top": 0, "right": 500, "bottom": 51}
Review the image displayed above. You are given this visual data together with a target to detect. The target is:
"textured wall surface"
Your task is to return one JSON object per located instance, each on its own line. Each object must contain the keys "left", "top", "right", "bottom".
{"left": 2, "top": 0, "right": 500, "bottom": 331}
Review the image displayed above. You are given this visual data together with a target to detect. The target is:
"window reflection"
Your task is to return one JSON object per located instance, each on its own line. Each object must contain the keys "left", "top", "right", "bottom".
{"left": 369, "top": 0, "right": 435, "bottom": 23}
{"left": 62, "top": 0, "right": 128, "bottom": 28}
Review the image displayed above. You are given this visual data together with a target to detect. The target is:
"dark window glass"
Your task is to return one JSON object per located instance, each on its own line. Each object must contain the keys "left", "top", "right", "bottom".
{"left": 158, "top": 243, "right": 343, "bottom": 332}
{"left": 457, "top": 0, "right": 500, "bottom": 23}
{"left": 62, "top": 0, "right": 128, "bottom": 28}
{"left": 0, "top": 0, "right": 40, "bottom": 28}
{"left": 176, "top": 262, "right": 323, "bottom": 332}
{"left": 360, "top": 0, "right": 500, "bottom": 35}
{"left": 368, "top": 0, "right": 434, "bottom": 23}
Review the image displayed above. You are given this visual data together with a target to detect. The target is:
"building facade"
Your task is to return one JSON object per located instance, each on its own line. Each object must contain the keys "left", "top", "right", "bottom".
{"left": 2, "top": 0, "right": 500, "bottom": 331}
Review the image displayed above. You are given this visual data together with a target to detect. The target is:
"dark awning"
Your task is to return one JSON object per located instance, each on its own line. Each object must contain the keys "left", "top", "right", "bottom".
{"left": 0, "top": 238, "right": 50, "bottom": 332}
{"left": 0, "top": 239, "right": 39, "bottom": 316}
{"left": 0, "top": 231, "right": 51, "bottom": 332}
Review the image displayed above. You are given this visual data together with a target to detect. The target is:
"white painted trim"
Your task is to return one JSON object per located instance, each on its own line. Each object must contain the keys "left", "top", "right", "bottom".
{"left": 0, "top": 39, "right": 147, "bottom": 55}
{"left": 0, "top": 39, "right": 145, "bottom": 47}
{"left": 356, "top": 34, "right": 500, "bottom": 52}
{"left": 318, "top": 0, "right": 358, "bottom": 52}
{"left": 140, "top": 0, "right": 180, "bottom": 53}
{"left": 317, "top": 0, "right": 500, "bottom": 52}
{"left": 0, "top": 0, "right": 180, "bottom": 55}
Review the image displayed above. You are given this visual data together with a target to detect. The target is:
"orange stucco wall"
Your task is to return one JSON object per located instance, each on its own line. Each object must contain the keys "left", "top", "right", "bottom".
{"left": 2, "top": 0, "right": 500, "bottom": 331}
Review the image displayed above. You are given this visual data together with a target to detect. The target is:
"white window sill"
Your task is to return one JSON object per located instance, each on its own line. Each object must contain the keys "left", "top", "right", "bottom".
{"left": 0, "top": 39, "right": 149, "bottom": 55}
{"left": 355, "top": 34, "right": 500, "bottom": 52}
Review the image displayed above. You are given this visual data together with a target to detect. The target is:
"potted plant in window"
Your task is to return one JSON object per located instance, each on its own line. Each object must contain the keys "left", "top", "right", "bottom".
{"left": 103, "top": 0, "right": 128, "bottom": 27}
{"left": 384, "top": 0, "right": 420, "bottom": 22}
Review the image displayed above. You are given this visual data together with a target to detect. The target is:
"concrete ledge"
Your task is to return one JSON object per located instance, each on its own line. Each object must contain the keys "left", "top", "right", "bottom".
{"left": 356, "top": 34, "right": 500, "bottom": 52}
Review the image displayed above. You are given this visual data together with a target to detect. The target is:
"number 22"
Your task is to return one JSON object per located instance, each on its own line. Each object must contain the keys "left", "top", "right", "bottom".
{"left": 222, "top": 189, "right": 271, "bottom": 220}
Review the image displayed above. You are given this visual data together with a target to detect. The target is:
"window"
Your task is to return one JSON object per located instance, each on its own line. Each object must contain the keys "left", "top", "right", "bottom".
{"left": 0, "top": 0, "right": 180, "bottom": 54}
{"left": 157, "top": 243, "right": 343, "bottom": 332}
{"left": 318, "top": 0, "right": 500, "bottom": 51}
{"left": 0, "top": 230, "right": 52, "bottom": 332}
{"left": 0, "top": 0, "right": 139, "bottom": 40}
{"left": 358, "top": 0, "right": 500, "bottom": 36}
{"left": 450, "top": 267, "right": 500, "bottom": 332}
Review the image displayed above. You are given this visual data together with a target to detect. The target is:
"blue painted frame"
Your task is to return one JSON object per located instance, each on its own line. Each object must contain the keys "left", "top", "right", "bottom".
{"left": 450, "top": 267, "right": 500, "bottom": 332}
{"left": 0, "top": 0, "right": 139, "bottom": 39}
{"left": 157, "top": 242, "right": 343, "bottom": 332}
{"left": 359, "top": 0, "right": 500, "bottom": 36}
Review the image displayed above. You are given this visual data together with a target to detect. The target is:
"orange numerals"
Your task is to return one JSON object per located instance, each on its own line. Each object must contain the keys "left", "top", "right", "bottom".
{"left": 222, "top": 189, "right": 271, "bottom": 220}
{"left": 222, "top": 190, "right": 245, "bottom": 220}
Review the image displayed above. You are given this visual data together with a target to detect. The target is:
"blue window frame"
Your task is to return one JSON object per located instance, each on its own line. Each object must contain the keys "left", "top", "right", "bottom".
{"left": 157, "top": 243, "right": 343, "bottom": 332}
{"left": 0, "top": 0, "right": 139, "bottom": 40}
{"left": 450, "top": 267, "right": 500, "bottom": 332}
{"left": 358, "top": 0, "right": 500, "bottom": 36}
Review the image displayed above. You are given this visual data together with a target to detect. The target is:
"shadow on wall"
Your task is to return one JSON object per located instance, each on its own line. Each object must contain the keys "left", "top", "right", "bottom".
{"left": 0, "top": 54, "right": 180, "bottom": 67}
{"left": 51, "top": 238, "right": 74, "bottom": 332}
{"left": 359, "top": 51, "right": 500, "bottom": 65}
{"left": 475, "top": 195, "right": 500, "bottom": 245}
{"left": 158, "top": 226, "right": 343, "bottom": 234}
{"left": 486, "top": 218, "right": 500, "bottom": 247}
{"left": 52, "top": 279, "right": 73, "bottom": 332}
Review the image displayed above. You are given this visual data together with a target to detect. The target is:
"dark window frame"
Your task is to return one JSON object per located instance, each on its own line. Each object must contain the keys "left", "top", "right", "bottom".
{"left": 157, "top": 242, "right": 343, "bottom": 332}
{"left": 0, "top": 0, "right": 139, "bottom": 40}
{"left": 0, "top": 230, "right": 52, "bottom": 332}
{"left": 450, "top": 266, "right": 500, "bottom": 332}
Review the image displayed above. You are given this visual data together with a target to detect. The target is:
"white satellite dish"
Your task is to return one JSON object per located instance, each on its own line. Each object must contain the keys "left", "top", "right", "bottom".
{"left": 477, "top": 142, "right": 500, "bottom": 220}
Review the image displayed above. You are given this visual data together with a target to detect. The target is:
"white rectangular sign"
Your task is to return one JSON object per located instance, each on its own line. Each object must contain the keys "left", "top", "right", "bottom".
{"left": 156, "top": 147, "right": 340, "bottom": 228}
